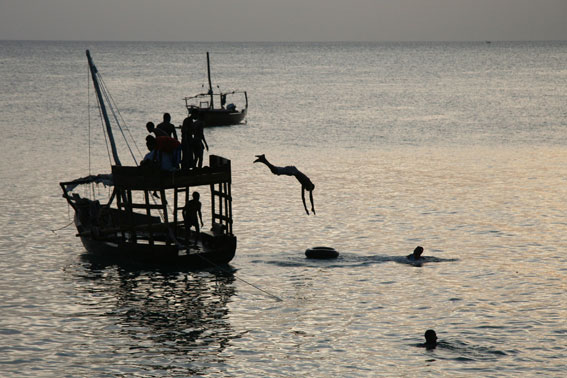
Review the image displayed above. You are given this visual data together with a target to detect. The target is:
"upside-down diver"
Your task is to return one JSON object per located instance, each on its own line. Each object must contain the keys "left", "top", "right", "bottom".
{"left": 254, "top": 154, "right": 315, "bottom": 215}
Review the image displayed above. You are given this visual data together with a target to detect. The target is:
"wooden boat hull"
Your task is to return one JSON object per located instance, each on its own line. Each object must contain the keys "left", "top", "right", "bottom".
{"left": 78, "top": 223, "right": 237, "bottom": 269}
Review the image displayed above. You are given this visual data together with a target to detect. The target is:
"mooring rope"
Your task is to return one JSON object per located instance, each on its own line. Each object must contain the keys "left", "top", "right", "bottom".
{"left": 51, "top": 220, "right": 74, "bottom": 233}
{"left": 195, "top": 252, "right": 283, "bottom": 302}
{"left": 167, "top": 228, "right": 282, "bottom": 302}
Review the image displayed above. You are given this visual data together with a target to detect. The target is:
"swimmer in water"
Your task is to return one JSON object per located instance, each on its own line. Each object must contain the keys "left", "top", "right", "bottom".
{"left": 254, "top": 154, "right": 316, "bottom": 215}
{"left": 418, "top": 329, "right": 438, "bottom": 350}
{"left": 407, "top": 246, "right": 424, "bottom": 260}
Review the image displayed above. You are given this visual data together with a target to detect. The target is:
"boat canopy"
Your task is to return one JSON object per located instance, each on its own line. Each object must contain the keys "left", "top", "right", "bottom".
{"left": 60, "top": 174, "right": 114, "bottom": 192}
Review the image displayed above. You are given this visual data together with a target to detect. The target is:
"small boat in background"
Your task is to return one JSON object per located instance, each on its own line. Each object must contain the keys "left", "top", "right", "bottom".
{"left": 184, "top": 52, "right": 248, "bottom": 127}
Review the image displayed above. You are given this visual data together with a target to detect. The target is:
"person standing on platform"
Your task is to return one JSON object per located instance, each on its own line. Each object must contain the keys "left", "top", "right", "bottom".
{"left": 156, "top": 112, "right": 178, "bottom": 140}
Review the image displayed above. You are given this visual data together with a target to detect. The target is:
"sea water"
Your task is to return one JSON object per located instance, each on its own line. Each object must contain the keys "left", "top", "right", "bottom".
{"left": 0, "top": 41, "right": 566, "bottom": 377}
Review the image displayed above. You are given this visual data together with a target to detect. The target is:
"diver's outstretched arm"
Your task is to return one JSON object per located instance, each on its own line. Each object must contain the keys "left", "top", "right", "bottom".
{"left": 302, "top": 187, "right": 310, "bottom": 215}
{"left": 309, "top": 190, "right": 315, "bottom": 215}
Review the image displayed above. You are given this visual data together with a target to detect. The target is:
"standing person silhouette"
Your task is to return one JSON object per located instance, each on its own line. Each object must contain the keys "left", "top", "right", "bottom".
{"left": 180, "top": 117, "right": 195, "bottom": 170}
{"left": 156, "top": 112, "right": 178, "bottom": 140}
{"left": 254, "top": 154, "right": 315, "bottom": 215}
{"left": 192, "top": 120, "right": 209, "bottom": 168}
{"left": 183, "top": 191, "right": 204, "bottom": 245}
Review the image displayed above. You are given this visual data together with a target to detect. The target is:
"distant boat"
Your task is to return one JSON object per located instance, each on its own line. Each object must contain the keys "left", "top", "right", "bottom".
{"left": 184, "top": 52, "right": 248, "bottom": 127}
{"left": 60, "top": 50, "right": 237, "bottom": 268}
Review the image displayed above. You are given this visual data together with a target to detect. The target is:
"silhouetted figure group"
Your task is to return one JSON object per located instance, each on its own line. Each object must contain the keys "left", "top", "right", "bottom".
{"left": 254, "top": 154, "right": 316, "bottom": 215}
{"left": 141, "top": 133, "right": 181, "bottom": 171}
{"left": 140, "top": 113, "right": 211, "bottom": 248}
{"left": 141, "top": 112, "right": 208, "bottom": 171}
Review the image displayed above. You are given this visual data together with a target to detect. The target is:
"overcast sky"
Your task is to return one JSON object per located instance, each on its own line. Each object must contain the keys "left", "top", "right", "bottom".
{"left": 1, "top": 0, "right": 566, "bottom": 42}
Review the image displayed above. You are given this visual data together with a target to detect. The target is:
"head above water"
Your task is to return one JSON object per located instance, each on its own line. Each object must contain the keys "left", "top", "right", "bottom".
{"left": 424, "top": 329, "right": 437, "bottom": 345}
{"left": 413, "top": 246, "right": 424, "bottom": 258}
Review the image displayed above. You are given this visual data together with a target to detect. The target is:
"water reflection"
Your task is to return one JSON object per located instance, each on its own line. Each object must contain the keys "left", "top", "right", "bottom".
{"left": 76, "top": 254, "right": 238, "bottom": 376}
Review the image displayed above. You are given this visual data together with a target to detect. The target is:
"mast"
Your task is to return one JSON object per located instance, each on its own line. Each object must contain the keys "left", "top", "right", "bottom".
{"left": 86, "top": 50, "right": 121, "bottom": 166}
{"left": 206, "top": 52, "right": 214, "bottom": 109}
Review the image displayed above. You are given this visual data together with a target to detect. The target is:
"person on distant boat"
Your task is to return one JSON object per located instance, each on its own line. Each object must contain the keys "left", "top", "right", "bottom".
{"left": 146, "top": 121, "right": 167, "bottom": 137}
{"left": 192, "top": 120, "right": 209, "bottom": 168}
{"left": 156, "top": 112, "right": 178, "bottom": 140}
{"left": 254, "top": 154, "right": 316, "bottom": 215}
{"left": 407, "top": 246, "right": 424, "bottom": 261}
{"left": 183, "top": 191, "right": 204, "bottom": 245}
{"left": 180, "top": 116, "right": 195, "bottom": 170}
{"left": 417, "top": 329, "right": 438, "bottom": 350}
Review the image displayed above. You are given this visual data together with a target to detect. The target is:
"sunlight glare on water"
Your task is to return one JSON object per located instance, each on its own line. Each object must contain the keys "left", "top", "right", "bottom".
{"left": 0, "top": 41, "right": 566, "bottom": 377}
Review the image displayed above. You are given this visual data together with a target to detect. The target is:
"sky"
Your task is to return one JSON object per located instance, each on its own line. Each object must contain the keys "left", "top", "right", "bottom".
{"left": 1, "top": 0, "right": 566, "bottom": 42}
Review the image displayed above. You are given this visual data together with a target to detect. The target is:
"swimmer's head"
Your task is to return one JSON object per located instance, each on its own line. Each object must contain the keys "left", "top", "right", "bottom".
{"left": 413, "top": 246, "right": 424, "bottom": 259}
{"left": 424, "top": 329, "right": 437, "bottom": 345}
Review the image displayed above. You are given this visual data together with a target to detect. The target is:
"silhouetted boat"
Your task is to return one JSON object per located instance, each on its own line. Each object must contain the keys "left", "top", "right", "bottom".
{"left": 60, "top": 50, "right": 236, "bottom": 268}
{"left": 184, "top": 52, "right": 248, "bottom": 127}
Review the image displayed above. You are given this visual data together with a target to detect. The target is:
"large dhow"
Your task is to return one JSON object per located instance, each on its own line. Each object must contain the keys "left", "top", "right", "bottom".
{"left": 184, "top": 52, "right": 248, "bottom": 127}
{"left": 60, "top": 50, "right": 236, "bottom": 268}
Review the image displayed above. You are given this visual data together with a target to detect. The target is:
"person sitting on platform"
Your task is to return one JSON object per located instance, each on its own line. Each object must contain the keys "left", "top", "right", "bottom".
{"left": 254, "top": 154, "right": 316, "bottom": 215}
{"left": 141, "top": 135, "right": 181, "bottom": 171}
{"left": 183, "top": 191, "right": 204, "bottom": 246}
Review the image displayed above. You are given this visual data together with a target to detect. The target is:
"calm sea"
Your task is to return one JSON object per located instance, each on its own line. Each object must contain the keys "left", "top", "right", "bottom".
{"left": 1, "top": 41, "right": 566, "bottom": 377}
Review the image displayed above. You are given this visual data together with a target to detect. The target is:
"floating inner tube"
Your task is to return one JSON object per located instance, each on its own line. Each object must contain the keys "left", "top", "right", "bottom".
{"left": 305, "top": 246, "right": 339, "bottom": 259}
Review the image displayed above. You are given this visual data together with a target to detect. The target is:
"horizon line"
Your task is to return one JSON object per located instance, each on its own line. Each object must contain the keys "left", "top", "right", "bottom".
{"left": 1, "top": 38, "right": 566, "bottom": 44}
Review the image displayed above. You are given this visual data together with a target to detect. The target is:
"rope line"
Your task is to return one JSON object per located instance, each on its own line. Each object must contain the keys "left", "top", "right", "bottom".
{"left": 100, "top": 76, "right": 143, "bottom": 160}
{"left": 196, "top": 253, "right": 283, "bottom": 302}
{"left": 166, "top": 228, "right": 282, "bottom": 302}
{"left": 98, "top": 74, "right": 141, "bottom": 165}
{"left": 51, "top": 220, "right": 74, "bottom": 233}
